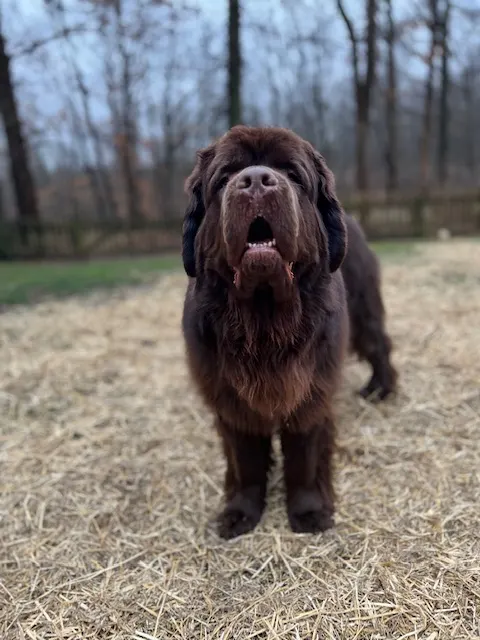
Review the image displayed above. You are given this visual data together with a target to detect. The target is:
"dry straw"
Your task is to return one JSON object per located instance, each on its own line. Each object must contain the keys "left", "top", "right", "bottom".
{"left": 1, "top": 241, "right": 479, "bottom": 639}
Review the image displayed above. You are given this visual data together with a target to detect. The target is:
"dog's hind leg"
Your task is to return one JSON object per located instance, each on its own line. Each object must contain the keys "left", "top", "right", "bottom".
{"left": 350, "top": 300, "right": 398, "bottom": 401}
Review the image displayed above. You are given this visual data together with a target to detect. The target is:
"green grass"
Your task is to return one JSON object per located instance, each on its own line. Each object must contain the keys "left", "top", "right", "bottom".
{"left": 370, "top": 239, "right": 420, "bottom": 260}
{"left": 0, "top": 254, "right": 181, "bottom": 306}
{"left": 0, "top": 241, "right": 420, "bottom": 307}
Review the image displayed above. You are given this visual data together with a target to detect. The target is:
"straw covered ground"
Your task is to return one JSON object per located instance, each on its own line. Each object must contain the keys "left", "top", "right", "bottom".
{"left": 1, "top": 241, "right": 479, "bottom": 640}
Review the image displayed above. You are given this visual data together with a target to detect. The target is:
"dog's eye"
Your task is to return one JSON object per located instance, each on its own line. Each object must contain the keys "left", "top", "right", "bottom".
{"left": 287, "top": 170, "right": 302, "bottom": 186}
{"left": 215, "top": 175, "right": 229, "bottom": 192}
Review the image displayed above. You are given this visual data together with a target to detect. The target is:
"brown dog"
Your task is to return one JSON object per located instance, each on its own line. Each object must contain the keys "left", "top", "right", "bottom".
{"left": 181, "top": 126, "right": 396, "bottom": 539}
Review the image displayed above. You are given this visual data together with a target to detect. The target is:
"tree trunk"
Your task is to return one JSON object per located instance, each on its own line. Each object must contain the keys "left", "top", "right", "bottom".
{"left": 337, "top": 0, "right": 377, "bottom": 194}
{"left": 385, "top": 0, "right": 398, "bottom": 193}
{"left": 462, "top": 66, "right": 476, "bottom": 182}
{"left": 420, "top": 56, "right": 435, "bottom": 188}
{"left": 119, "top": 123, "right": 142, "bottom": 223}
{"left": 356, "top": 89, "right": 369, "bottom": 192}
{"left": 115, "top": 0, "right": 143, "bottom": 222}
{"left": 74, "top": 67, "right": 118, "bottom": 220}
{"left": 361, "top": 0, "right": 377, "bottom": 194}
{"left": 163, "top": 107, "right": 176, "bottom": 221}
{"left": 228, "top": 0, "right": 242, "bottom": 128}
{"left": 0, "top": 31, "right": 40, "bottom": 226}
{"left": 0, "top": 179, "right": 4, "bottom": 219}
{"left": 437, "top": 0, "right": 450, "bottom": 186}
{"left": 420, "top": 0, "right": 439, "bottom": 190}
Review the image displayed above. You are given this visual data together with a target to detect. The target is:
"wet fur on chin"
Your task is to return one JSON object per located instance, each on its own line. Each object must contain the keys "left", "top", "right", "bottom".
{"left": 233, "top": 257, "right": 295, "bottom": 303}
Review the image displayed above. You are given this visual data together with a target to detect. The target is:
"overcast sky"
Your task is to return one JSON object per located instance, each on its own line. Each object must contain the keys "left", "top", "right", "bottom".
{"left": 1, "top": 0, "right": 479, "bottom": 169}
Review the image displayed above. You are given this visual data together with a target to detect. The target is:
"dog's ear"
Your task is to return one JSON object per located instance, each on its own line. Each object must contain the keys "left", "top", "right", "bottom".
{"left": 309, "top": 148, "right": 347, "bottom": 273}
{"left": 182, "top": 145, "right": 215, "bottom": 277}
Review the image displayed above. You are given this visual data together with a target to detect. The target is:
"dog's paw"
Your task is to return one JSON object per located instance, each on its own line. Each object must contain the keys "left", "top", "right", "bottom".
{"left": 217, "top": 493, "right": 263, "bottom": 540}
{"left": 217, "top": 507, "right": 260, "bottom": 539}
{"left": 288, "top": 490, "right": 334, "bottom": 534}
{"left": 358, "top": 378, "right": 394, "bottom": 402}
{"left": 289, "top": 508, "right": 334, "bottom": 534}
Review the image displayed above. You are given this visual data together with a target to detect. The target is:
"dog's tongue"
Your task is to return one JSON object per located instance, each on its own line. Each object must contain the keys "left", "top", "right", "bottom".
{"left": 233, "top": 246, "right": 294, "bottom": 300}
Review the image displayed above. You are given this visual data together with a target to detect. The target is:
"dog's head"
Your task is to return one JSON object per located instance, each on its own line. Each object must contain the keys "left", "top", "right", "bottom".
{"left": 182, "top": 126, "right": 346, "bottom": 300}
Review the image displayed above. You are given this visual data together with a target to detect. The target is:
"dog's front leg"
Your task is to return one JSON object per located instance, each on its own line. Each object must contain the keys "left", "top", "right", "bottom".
{"left": 281, "top": 414, "right": 335, "bottom": 534}
{"left": 216, "top": 418, "right": 272, "bottom": 539}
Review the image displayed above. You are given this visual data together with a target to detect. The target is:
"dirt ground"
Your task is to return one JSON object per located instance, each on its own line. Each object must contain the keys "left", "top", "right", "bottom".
{"left": 1, "top": 241, "right": 479, "bottom": 640}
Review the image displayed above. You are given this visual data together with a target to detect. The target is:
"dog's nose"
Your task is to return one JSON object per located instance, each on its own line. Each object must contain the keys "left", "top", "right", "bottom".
{"left": 236, "top": 166, "right": 279, "bottom": 195}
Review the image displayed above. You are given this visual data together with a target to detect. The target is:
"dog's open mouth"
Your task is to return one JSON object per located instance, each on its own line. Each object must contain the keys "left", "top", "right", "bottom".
{"left": 245, "top": 217, "right": 277, "bottom": 251}
{"left": 233, "top": 216, "right": 294, "bottom": 292}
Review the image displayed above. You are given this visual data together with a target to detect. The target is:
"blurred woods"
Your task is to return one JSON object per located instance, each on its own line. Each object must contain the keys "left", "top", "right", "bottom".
{"left": 1, "top": 0, "right": 480, "bottom": 227}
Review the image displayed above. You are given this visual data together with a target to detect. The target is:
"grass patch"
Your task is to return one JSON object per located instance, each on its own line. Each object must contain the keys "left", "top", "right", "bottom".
{"left": 0, "top": 240, "right": 420, "bottom": 307}
{"left": 0, "top": 254, "right": 181, "bottom": 305}
{"left": 370, "top": 239, "right": 420, "bottom": 260}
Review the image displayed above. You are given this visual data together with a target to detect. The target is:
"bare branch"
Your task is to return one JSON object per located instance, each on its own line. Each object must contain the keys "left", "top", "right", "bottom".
{"left": 365, "top": 0, "right": 377, "bottom": 98}
{"left": 336, "top": 0, "right": 360, "bottom": 88}
{"left": 11, "top": 25, "right": 91, "bottom": 58}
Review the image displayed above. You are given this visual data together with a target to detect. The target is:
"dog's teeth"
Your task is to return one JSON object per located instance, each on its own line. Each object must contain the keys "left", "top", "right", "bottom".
{"left": 247, "top": 240, "right": 277, "bottom": 248}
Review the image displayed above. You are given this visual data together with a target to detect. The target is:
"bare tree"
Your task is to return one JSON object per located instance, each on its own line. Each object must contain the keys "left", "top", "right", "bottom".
{"left": 2, "top": 0, "right": 480, "bottom": 231}
{"left": 337, "top": 0, "right": 378, "bottom": 193}
{"left": 228, "top": 0, "right": 242, "bottom": 127}
{"left": 461, "top": 63, "right": 477, "bottom": 182}
{"left": 419, "top": 0, "right": 440, "bottom": 190}
{"left": 44, "top": 0, "right": 119, "bottom": 220}
{"left": 80, "top": 0, "right": 147, "bottom": 221}
{"left": 113, "top": 0, "right": 143, "bottom": 221}
{"left": 0, "top": 176, "right": 4, "bottom": 220}
{"left": 195, "top": 22, "right": 226, "bottom": 144}
{"left": 437, "top": 0, "right": 451, "bottom": 185}
{"left": 384, "top": 0, "right": 398, "bottom": 193}
{"left": 0, "top": 23, "right": 40, "bottom": 225}
{"left": 71, "top": 66, "right": 118, "bottom": 219}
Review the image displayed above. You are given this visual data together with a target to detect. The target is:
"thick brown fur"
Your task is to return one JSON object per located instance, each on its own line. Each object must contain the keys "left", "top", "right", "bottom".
{"left": 343, "top": 216, "right": 398, "bottom": 400}
{"left": 181, "top": 125, "right": 396, "bottom": 539}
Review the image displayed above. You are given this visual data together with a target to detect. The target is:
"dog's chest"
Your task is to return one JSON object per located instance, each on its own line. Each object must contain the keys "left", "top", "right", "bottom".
{"left": 224, "top": 351, "right": 314, "bottom": 419}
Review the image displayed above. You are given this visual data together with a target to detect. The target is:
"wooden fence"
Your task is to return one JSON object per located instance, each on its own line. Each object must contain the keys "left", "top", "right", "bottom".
{"left": 0, "top": 219, "right": 181, "bottom": 260}
{"left": 1, "top": 192, "right": 479, "bottom": 260}
{"left": 345, "top": 191, "right": 480, "bottom": 239}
